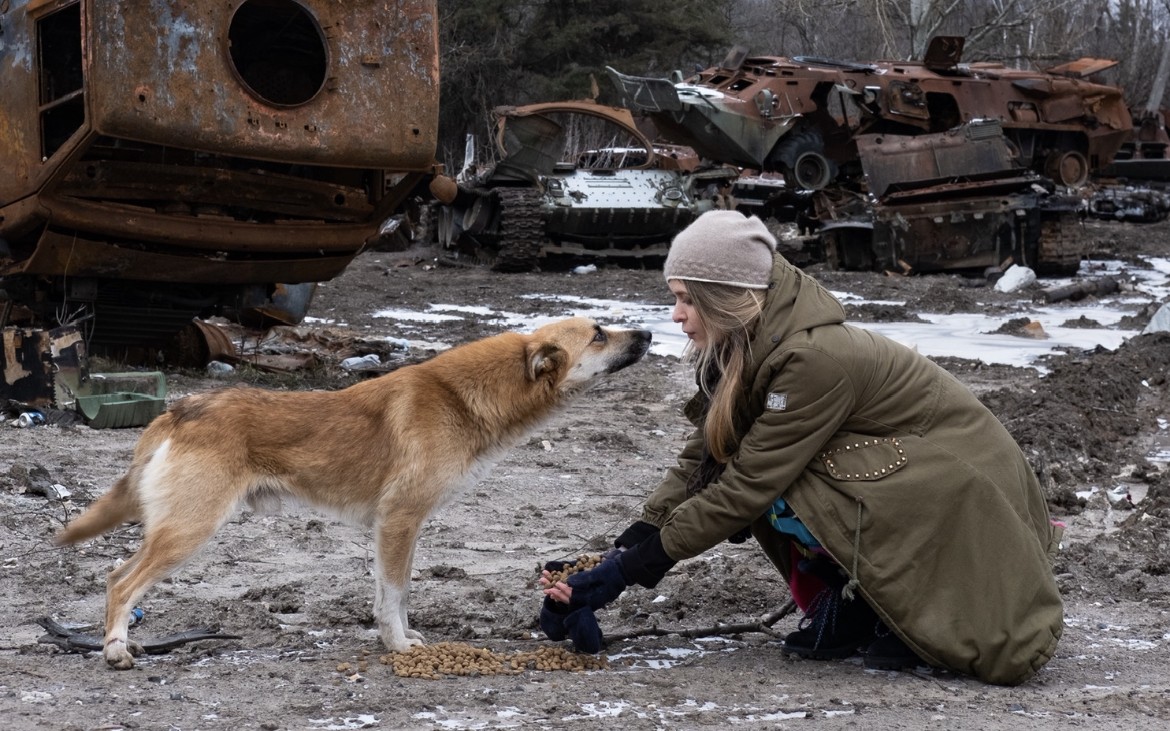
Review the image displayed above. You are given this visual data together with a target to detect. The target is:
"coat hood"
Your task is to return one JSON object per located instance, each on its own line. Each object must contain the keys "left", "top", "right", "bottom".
{"left": 748, "top": 257, "right": 846, "bottom": 371}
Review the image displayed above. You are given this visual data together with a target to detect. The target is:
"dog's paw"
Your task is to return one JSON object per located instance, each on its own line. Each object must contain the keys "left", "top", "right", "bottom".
{"left": 380, "top": 628, "right": 425, "bottom": 653}
{"left": 104, "top": 640, "right": 136, "bottom": 670}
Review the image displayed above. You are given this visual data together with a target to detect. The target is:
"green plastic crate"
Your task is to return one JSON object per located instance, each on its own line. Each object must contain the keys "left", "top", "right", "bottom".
{"left": 61, "top": 370, "right": 167, "bottom": 429}
{"left": 76, "top": 391, "right": 166, "bottom": 429}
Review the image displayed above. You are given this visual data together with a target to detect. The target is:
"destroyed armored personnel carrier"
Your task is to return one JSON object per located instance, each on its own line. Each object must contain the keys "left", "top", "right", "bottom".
{"left": 605, "top": 37, "right": 1115, "bottom": 275}
{"left": 433, "top": 101, "right": 735, "bottom": 271}
{"left": 0, "top": 0, "right": 439, "bottom": 348}
{"left": 609, "top": 36, "right": 1132, "bottom": 190}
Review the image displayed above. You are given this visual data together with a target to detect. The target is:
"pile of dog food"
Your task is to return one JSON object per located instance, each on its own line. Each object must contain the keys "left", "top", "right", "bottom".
{"left": 372, "top": 554, "right": 614, "bottom": 679}
{"left": 380, "top": 642, "right": 609, "bottom": 679}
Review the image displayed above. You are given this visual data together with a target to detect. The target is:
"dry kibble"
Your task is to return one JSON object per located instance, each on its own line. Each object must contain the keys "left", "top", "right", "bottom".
{"left": 369, "top": 557, "right": 614, "bottom": 679}
{"left": 378, "top": 641, "right": 608, "bottom": 679}
{"left": 542, "top": 553, "right": 604, "bottom": 586}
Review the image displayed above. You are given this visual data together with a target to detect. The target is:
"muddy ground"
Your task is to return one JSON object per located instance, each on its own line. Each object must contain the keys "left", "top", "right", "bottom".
{"left": 2, "top": 219, "right": 1169, "bottom": 730}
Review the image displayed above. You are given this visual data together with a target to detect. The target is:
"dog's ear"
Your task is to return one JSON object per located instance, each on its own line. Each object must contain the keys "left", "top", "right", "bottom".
{"left": 526, "top": 341, "right": 566, "bottom": 381}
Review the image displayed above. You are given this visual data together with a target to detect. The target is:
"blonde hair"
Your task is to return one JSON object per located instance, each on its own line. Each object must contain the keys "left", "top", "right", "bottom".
{"left": 681, "top": 279, "right": 766, "bottom": 462}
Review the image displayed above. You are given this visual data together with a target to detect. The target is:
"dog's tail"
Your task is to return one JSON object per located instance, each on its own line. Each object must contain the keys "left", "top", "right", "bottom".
{"left": 54, "top": 474, "right": 141, "bottom": 546}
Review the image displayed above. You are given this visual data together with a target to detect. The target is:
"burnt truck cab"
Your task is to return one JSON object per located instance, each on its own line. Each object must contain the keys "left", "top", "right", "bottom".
{"left": 0, "top": 0, "right": 438, "bottom": 347}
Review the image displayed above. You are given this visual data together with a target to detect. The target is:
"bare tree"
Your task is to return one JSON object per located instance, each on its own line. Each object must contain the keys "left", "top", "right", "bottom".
{"left": 1146, "top": 2, "right": 1170, "bottom": 112}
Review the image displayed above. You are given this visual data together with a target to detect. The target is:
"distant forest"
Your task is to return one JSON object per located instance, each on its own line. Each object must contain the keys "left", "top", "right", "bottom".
{"left": 436, "top": 0, "right": 1170, "bottom": 167}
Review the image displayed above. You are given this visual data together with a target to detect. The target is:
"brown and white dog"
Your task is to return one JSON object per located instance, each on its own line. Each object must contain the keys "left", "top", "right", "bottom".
{"left": 56, "top": 317, "right": 651, "bottom": 669}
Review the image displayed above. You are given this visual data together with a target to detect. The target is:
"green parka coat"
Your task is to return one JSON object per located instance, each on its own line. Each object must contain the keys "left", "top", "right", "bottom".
{"left": 641, "top": 257, "right": 1063, "bottom": 686}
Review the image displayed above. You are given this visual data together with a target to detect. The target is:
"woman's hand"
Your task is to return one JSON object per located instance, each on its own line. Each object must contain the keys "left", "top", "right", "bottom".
{"left": 540, "top": 570, "right": 573, "bottom": 603}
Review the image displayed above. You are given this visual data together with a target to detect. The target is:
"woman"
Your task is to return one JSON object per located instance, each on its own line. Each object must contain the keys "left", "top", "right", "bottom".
{"left": 541, "top": 210, "right": 1063, "bottom": 685}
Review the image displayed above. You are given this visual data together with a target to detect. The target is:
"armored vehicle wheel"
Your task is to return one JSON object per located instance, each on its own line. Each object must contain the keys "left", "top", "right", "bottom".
{"left": 1044, "top": 150, "right": 1090, "bottom": 188}
{"left": 791, "top": 150, "right": 833, "bottom": 190}
{"left": 772, "top": 128, "right": 835, "bottom": 191}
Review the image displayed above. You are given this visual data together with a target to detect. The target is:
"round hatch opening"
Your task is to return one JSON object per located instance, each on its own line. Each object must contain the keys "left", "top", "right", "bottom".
{"left": 228, "top": 0, "right": 327, "bottom": 107}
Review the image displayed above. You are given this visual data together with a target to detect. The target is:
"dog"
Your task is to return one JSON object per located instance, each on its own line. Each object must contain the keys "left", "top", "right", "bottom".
{"left": 55, "top": 317, "right": 651, "bottom": 669}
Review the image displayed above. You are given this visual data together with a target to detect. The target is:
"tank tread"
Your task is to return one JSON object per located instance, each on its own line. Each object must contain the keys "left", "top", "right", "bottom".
{"left": 493, "top": 187, "right": 546, "bottom": 272}
{"left": 1037, "top": 215, "right": 1085, "bottom": 276}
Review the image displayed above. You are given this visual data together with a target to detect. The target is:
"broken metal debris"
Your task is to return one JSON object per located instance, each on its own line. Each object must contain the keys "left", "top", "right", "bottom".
{"left": 1, "top": 324, "right": 86, "bottom": 408}
{"left": 1041, "top": 276, "right": 1121, "bottom": 304}
{"left": 1087, "top": 187, "right": 1170, "bottom": 223}
{"left": 3, "top": 462, "right": 74, "bottom": 500}
{"left": 2, "top": 311, "right": 416, "bottom": 426}
{"left": 2, "top": 322, "right": 166, "bottom": 428}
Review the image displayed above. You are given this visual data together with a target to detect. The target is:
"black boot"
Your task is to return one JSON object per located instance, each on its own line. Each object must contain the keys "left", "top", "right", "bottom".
{"left": 781, "top": 559, "right": 878, "bottom": 660}
{"left": 863, "top": 624, "right": 921, "bottom": 671}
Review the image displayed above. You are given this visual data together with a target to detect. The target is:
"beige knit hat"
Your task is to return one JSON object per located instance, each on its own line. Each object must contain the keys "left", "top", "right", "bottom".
{"left": 663, "top": 210, "right": 777, "bottom": 289}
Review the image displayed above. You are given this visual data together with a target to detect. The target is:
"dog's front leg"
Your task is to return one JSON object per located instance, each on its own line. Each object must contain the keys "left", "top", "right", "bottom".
{"left": 374, "top": 512, "right": 427, "bottom": 652}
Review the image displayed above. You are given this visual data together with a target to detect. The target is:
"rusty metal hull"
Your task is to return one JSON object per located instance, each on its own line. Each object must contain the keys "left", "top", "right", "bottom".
{"left": 1, "top": 0, "right": 438, "bottom": 344}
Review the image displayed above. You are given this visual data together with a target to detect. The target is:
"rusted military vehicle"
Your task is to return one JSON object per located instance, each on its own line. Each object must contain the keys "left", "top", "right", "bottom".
{"left": 605, "top": 37, "right": 1117, "bottom": 275}
{"left": 608, "top": 36, "right": 1132, "bottom": 190}
{"left": 433, "top": 101, "right": 735, "bottom": 271}
{"left": 811, "top": 120, "right": 1085, "bottom": 276}
{"left": 0, "top": 0, "right": 438, "bottom": 348}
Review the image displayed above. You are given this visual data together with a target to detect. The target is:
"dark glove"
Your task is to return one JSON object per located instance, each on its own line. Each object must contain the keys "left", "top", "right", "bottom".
{"left": 614, "top": 520, "right": 659, "bottom": 549}
{"left": 539, "top": 597, "right": 604, "bottom": 653}
{"left": 563, "top": 606, "right": 603, "bottom": 653}
{"left": 541, "top": 548, "right": 621, "bottom": 582}
{"left": 566, "top": 532, "right": 678, "bottom": 613}
{"left": 567, "top": 557, "right": 628, "bottom": 611}
{"left": 543, "top": 521, "right": 658, "bottom": 580}
{"left": 611, "top": 532, "right": 676, "bottom": 589}
{"left": 539, "top": 597, "right": 570, "bottom": 641}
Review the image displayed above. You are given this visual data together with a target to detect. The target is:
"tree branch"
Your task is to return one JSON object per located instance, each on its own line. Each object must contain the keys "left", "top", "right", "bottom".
{"left": 604, "top": 600, "right": 797, "bottom": 643}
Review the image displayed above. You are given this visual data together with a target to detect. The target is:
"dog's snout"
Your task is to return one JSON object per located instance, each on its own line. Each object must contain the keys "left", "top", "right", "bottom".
{"left": 634, "top": 329, "right": 652, "bottom": 354}
{"left": 605, "top": 329, "right": 652, "bottom": 373}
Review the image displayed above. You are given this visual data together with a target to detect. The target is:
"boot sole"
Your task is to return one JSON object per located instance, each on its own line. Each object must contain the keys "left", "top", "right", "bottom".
{"left": 863, "top": 654, "right": 920, "bottom": 670}
{"left": 781, "top": 643, "right": 862, "bottom": 661}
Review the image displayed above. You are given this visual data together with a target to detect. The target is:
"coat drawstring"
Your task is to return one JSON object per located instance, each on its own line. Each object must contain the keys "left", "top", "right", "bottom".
{"left": 840, "top": 497, "right": 863, "bottom": 601}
